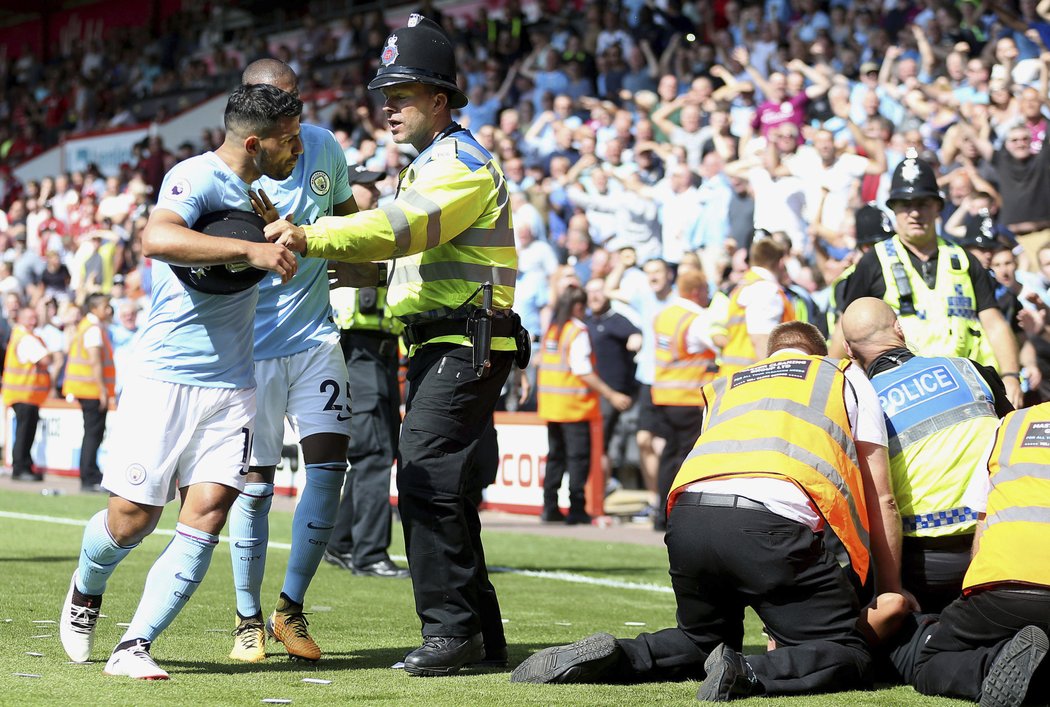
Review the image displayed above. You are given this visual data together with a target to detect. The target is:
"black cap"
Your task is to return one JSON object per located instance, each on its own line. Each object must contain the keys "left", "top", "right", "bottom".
{"left": 960, "top": 210, "right": 1003, "bottom": 251}
{"left": 887, "top": 152, "right": 944, "bottom": 208}
{"left": 347, "top": 164, "right": 385, "bottom": 185}
{"left": 367, "top": 14, "right": 468, "bottom": 109}
{"left": 170, "top": 210, "right": 268, "bottom": 295}
{"left": 854, "top": 204, "right": 894, "bottom": 246}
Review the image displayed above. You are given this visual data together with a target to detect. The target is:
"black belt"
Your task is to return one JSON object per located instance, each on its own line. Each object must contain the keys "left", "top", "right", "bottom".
{"left": 344, "top": 329, "right": 399, "bottom": 357}
{"left": 902, "top": 534, "right": 974, "bottom": 553}
{"left": 675, "top": 491, "right": 768, "bottom": 512}
{"left": 402, "top": 316, "right": 516, "bottom": 346}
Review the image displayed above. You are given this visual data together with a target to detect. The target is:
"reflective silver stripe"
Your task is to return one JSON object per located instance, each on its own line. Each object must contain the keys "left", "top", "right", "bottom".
{"left": 417, "top": 261, "right": 516, "bottom": 286}
{"left": 684, "top": 436, "right": 870, "bottom": 564}
{"left": 455, "top": 227, "right": 515, "bottom": 248}
{"left": 539, "top": 385, "right": 591, "bottom": 395}
{"left": 994, "top": 463, "right": 1050, "bottom": 484}
{"left": 720, "top": 355, "right": 755, "bottom": 365}
{"left": 660, "top": 360, "right": 706, "bottom": 370}
{"left": 454, "top": 139, "right": 490, "bottom": 165}
{"left": 389, "top": 258, "right": 420, "bottom": 287}
{"left": 541, "top": 363, "right": 572, "bottom": 372}
{"left": 652, "top": 381, "right": 700, "bottom": 390}
{"left": 888, "top": 400, "right": 997, "bottom": 457}
{"left": 401, "top": 190, "right": 443, "bottom": 250}
{"left": 381, "top": 203, "right": 413, "bottom": 256}
{"left": 726, "top": 315, "right": 745, "bottom": 325}
{"left": 985, "top": 506, "right": 1050, "bottom": 528}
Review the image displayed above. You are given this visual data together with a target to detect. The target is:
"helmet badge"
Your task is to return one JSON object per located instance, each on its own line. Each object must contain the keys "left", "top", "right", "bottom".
{"left": 381, "top": 35, "right": 399, "bottom": 66}
{"left": 900, "top": 159, "right": 920, "bottom": 184}
{"left": 408, "top": 13, "right": 423, "bottom": 26}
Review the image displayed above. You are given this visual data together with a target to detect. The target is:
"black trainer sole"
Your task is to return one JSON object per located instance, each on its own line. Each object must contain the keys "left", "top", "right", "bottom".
{"left": 510, "top": 632, "right": 619, "bottom": 684}
{"left": 980, "top": 625, "right": 1048, "bottom": 707}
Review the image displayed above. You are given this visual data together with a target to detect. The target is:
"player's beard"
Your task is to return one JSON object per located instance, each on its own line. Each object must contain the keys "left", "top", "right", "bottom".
{"left": 259, "top": 147, "right": 297, "bottom": 181}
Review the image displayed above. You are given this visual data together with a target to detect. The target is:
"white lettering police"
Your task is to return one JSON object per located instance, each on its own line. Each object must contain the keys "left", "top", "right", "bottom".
{"left": 879, "top": 364, "right": 959, "bottom": 416}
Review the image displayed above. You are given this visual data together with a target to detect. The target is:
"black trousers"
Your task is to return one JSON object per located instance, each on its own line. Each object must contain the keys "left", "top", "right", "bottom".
{"left": 396, "top": 343, "right": 512, "bottom": 642}
{"left": 78, "top": 398, "right": 107, "bottom": 486}
{"left": 614, "top": 495, "right": 872, "bottom": 696}
{"left": 913, "top": 587, "right": 1050, "bottom": 702}
{"left": 901, "top": 534, "right": 973, "bottom": 614}
{"left": 330, "top": 331, "right": 401, "bottom": 567}
{"left": 654, "top": 405, "right": 703, "bottom": 527}
{"left": 11, "top": 402, "right": 41, "bottom": 475}
{"left": 543, "top": 420, "right": 591, "bottom": 515}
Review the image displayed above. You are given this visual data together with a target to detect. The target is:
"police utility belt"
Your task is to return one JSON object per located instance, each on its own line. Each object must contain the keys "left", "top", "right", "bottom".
{"left": 402, "top": 310, "right": 531, "bottom": 371}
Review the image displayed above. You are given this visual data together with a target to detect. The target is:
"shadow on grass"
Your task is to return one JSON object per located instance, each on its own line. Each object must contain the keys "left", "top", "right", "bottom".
{"left": 0, "top": 554, "right": 77, "bottom": 563}
{"left": 492, "top": 565, "right": 665, "bottom": 576}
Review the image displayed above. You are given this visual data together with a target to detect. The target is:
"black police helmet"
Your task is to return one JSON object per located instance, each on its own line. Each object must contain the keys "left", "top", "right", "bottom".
{"left": 886, "top": 153, "right": 944, "bottom": 210}
{"left": 959, "top": 209, "right": 1003, "bottom": 251}
{"left": 367, "top": 14, "right": 468, "bottom": 109}
{"left": 854, "top": 203, "right": 894, "bottom": 246}
{"left": 170, "top": 210, "right": 269, "bottom": 295}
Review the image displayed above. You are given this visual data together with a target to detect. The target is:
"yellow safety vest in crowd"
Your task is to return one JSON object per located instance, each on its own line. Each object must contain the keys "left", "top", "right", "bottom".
{"left": 874, "top": 236, "right": 995, "bottom": 368}
{"left": 537, "top": 320, "right": 600, "bottom": 423}
{"left": 62, "top": 317, "right": 116, "bottom": 400}
{"left": 963, "top": 402, "right": 1050, "bottom": 593}
{"left": 825, "top": 264, "right": 855, "bottom": 334}
{"left": 670, "top": 353, "right": 872, "bottom": 580}
{"left": 2, "top": 326, "right": 51, "bottom": 407}
{"left": 872, "top": 356, "right": 999, "bottom": 537}
{"left": 720, "top": 269, "right": 794, "bottom": 377}
{"left": 332, "top": 284, "right": 404, "bottom": 335}
{"left": 652, "top": 302, "right": 718, "bottom": 406}
{"left": 303, "top": 126, "right": 516, "bottom": 354}
{"left": 76, "top": 240, "right": 117, "bottom": 295}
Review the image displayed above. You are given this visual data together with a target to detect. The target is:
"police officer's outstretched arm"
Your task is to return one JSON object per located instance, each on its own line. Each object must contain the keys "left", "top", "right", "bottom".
{"left": 978, "top": 306, "right": 1024, "bottom": 408}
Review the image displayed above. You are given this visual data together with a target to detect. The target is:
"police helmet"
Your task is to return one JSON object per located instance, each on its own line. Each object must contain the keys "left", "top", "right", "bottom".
{"left": 886, "top": 152, "right": 944, "bottom": 209}
{"left": 367, "top": 14, "right": 468, "bottom": 109}
{"left": 854, "top": 203, "right": 894, "bottom": 246}
{"left": 959, "top": 209, "right": 1003, "bottom": 251}
{"left": 170, "top": 210, "right": 269, "bottom": 295}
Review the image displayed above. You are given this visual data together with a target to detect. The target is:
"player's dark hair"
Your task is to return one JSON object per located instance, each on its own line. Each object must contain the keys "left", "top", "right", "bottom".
{"left": 224, "top": 83, "right": 302, "bottom": 138}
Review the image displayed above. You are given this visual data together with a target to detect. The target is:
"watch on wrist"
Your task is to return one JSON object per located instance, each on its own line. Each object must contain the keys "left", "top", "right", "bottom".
{"left": 377, "top": 262, "right": 388, "bottom": 286}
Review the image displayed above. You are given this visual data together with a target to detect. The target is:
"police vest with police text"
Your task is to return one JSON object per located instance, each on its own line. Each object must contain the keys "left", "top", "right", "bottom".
{"left": 669, "top": 353, "right": 872, "bottom": 580}
{"left": 962, "top": 402, "right": 1050, "bottom": 593}
{"left": 872, "top": 356, "right": 998, "bottom": 537}
{"left": 874, "top": 236, "right": 995, "bottom": 367}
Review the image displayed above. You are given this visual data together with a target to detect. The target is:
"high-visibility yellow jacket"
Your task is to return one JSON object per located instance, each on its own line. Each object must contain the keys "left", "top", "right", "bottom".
{"left": 719, "top": 269, "right": 794, "bottom": 377}
{"left": 872, "top": 355, "right": 999, "bottom": 537}
{"left": 963, "top": 402, "right": 1050, "bottom": 593}
{"left": 2, "top": 326, "right": 51, "bottom": 406}
{"left": 537, "top": 320, "right": 599, "bottom": 423}
{"left": 670, "top": 353, "right": 872, "bottom": 580}
{"left": 303, "top": 125, "right": 516, "bottom": 354}
{"left": 874, "top": 235, "right": 995, "bottom": 367}
{"left": 331, "top": 282, "right": 404, "bottom": 335}
{"left": 62, "top": 317, "right": 115, "bottom": 400}
{"left": 652, "top": 301, "right": 717, "bottom": 406}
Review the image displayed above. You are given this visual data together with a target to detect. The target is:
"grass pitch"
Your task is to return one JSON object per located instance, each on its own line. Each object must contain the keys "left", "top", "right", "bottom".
{"left": 0, "top": 489, "right": 967, "bottom": 706}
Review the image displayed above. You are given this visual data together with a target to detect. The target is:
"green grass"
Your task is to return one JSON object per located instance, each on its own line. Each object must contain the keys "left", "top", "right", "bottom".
{"left": 0, "top": 488, "right": 967, "bottom": 706}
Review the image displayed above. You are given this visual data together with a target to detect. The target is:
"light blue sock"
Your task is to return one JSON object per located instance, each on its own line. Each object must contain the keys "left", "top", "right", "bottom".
{"left": 281, "top": 462, "right": 346, "bottom": 605}
{"left": 229, "top": 482, "right": 273, "bottom": 618}
{"left": 77, "top": 510, "right": 136, "bottom": 596}
{"left": 121, "top": 523, "right": 218, "bottom": 643}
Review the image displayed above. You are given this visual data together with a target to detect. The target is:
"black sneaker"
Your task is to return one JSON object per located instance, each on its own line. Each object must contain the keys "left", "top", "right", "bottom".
{"left": 510, "top": 632, "right": 621, "bottom": 684}
{"left": 323, "top": 549, "right": 353, "bottom": 571}
{"left": 697, "top": 643, "right": 760, "bottom": 702}
{"left": 980, "top": 625, "right": 1048, "bottom": 707}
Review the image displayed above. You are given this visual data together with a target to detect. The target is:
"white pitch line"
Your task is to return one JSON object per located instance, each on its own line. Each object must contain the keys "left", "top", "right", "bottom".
{"left": 0, "top": 510, "right": 673, "bottom": 595}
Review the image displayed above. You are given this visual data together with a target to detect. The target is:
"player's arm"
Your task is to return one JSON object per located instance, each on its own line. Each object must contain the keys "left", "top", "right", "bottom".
{"left": 143, "top": 208, "right": 297, "bottom": 281}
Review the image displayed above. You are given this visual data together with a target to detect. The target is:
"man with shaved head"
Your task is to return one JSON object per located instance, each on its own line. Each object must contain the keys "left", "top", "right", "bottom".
{"left": 841, "top": 298, "right": 1012, "bottom": 612}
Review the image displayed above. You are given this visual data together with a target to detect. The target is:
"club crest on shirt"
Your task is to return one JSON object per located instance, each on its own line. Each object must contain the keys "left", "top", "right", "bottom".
{"left": 310, "top": 170, "right": 331, "bottom": 196}
{"left": 125, "top": 463, "right": 146, "bottom": 485}
{"left": 168, "top": 178, "right": 191, "bottom": 200}
{"left": 381, "top": 35, "right": 398, "bottom": 66}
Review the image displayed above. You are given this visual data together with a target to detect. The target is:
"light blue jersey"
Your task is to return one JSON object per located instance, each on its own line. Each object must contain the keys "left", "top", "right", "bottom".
{"left": 252, "top": 124, "right": 351, "bottom": 360}
{"left": 136, "top": 152, "right": 260, "bottom": 389}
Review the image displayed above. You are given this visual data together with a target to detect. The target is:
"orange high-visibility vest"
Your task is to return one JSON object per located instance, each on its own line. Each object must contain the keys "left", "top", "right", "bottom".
{"left": 62, "top": 317, "right": 115, "bottom": 400}
{"left": 537, "top": 320, "right": 600, "bottom": 423}
{"left": 963, "top": 402, "right": 1050, "bottom": 593}
{"left": 669, "top": 353, "right": 872, "bottom": 580}
{"left": 652, "top": 302, "right": 718, "bottom": 406}
{"left": 719, "top": 269, "right": 794, "bottom": 377}
{"left": 2, "top": 326, "right": 51, "bottom": 406}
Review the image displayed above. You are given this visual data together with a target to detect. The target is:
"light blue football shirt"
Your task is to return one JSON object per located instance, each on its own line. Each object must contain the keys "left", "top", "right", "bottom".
{"left": 252, "top": 124, "right": 351, "bottom": 360}
{"left": 136, "top": 152, "right": 260, "bottom": 389}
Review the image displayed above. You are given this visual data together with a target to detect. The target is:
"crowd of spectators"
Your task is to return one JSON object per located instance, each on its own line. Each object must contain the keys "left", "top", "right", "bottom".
{"left": 2, "top": 0, "right": 1050, "bottom": 487}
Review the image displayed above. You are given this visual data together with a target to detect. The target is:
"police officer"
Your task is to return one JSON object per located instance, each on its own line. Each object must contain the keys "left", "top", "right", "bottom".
{"left": 911, "top": 402, "right": 1050, "bottom": 706}
{"left": 841, "top": 297, "right": 1012, "bottom": 612}
{"left": 323, "top": 165, "right": 410, "bottom": 580}
{"left": 832, "top": 153, "right": 1023, "bottom": 408}
{"left": 267, "top": 15, "right": 520, "bottom": 676}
